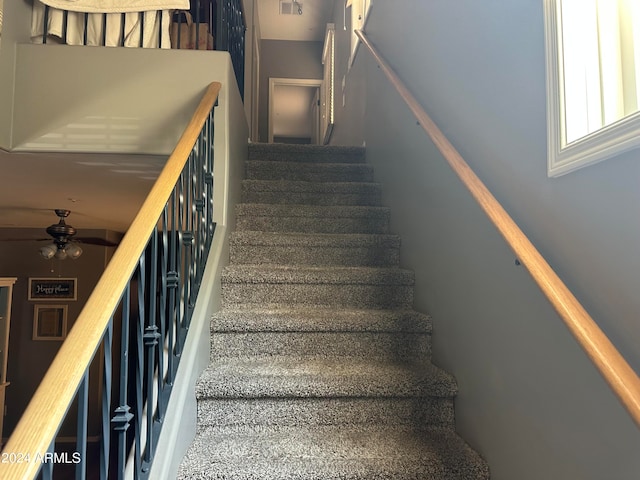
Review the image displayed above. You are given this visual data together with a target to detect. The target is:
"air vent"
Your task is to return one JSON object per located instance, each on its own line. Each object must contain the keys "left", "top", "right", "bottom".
{"left": 280, "top": 1, "right": 302, "bottom": 15}
{"left": 280, "top": 1, "right": 292, "bottom": 15}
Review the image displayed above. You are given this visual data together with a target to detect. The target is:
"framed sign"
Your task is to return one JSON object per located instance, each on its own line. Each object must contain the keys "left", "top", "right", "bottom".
{"left": 33, "top": 305, "right": 68, "bottom": 341}
{"left": 28, "top": 278, "right": 77, "bottom": 301}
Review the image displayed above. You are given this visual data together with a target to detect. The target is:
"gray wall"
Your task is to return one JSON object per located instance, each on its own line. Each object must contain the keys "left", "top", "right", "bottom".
{"left": 258, "top": 39, "right": 323, "bottom": 142}
{"left": 332, "top": 1, "right": 640, "bottom": 479}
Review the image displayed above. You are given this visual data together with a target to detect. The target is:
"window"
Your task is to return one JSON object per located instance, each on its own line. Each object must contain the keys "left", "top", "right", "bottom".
{"left": 544, "top": 0, "right": 640, "bottom": 176}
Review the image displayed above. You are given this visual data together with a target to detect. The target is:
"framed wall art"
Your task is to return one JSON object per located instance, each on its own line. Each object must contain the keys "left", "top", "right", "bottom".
{"left": 33, "top": 305, "right": 68, "bottom": 341}
{"left": 28, "top": 278, "right": 77, "bottom": 301}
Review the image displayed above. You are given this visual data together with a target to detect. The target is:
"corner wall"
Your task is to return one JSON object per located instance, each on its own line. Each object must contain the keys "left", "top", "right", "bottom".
{"left": 258, "top": 39, "right": 323, "bottom": 142}
{"left": 333, "top": 2, "right": 640, "bottom": 479}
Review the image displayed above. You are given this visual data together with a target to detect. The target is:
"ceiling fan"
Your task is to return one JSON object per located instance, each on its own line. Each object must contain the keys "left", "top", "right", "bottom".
{"left": 0, "top": 208, "right": 118, "bottom": 260}
{"left": 38, "top": 209, "right": 119, "bottom": 260}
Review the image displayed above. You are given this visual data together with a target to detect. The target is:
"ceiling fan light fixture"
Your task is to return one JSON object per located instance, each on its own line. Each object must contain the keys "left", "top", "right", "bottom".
{"left": 39, "top": 243, "right": 57, "bottom": 260}
{"left": 65, "top": 243, "right": 83, "bottom": 260}
{"left": 38, "top": 209, "right": 84, "bottom": 260}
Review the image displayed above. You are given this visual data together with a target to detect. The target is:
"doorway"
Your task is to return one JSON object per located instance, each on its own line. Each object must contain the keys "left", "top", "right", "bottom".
{"left": 268, "top": 78, "right": 322, "bottom": 144}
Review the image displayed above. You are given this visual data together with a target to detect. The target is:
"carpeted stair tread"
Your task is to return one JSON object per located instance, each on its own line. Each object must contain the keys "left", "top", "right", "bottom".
{"left": 241, "top": 179, "right": 382, "bottom": 195}
{"left": 210, "top": 308, "right": 432, "bottom": 360}
{"left": 210, "top": 330, "right": 431, "bottom": 361}
{"left": 211, "top": 307, "right": 432, "bottom": 333}
{"left": 235, "top": 203, "right": 390, "bottom": 219}
{"left": 178, "top": 425, "right": 490, "bottom": 480}
{"left": 221, "top": 265, "right": 414, "bottom": 285}
{"left": 246, "top": 160, "right": 374, "bottom": 182}
{"left": 230, "top": 231, "right": 400, "bottom": 267}
{"left": 230, "top": 231, "right": 400, "bottom": 248}
{"left": 235, "top": 204, "right": 390, "bottom": 234}
{"left": 195, "top": 396, "right": 455, "bottom": 430}
{"left": 248, "top": 143, "right": 366, "bottom": 163}
{"left": 196, "top": 357, "right": 457, "bottom": 399}
{"left": 229, "top": 231, "right": 400, "bottom": 264}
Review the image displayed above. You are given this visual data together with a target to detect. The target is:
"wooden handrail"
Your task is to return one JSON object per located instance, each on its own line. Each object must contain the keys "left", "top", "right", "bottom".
{"left": 0, "top": 82, "right": 222, "bottom": 480}
{"left": 355, "top": 29, "right": 640, "bottom": 428}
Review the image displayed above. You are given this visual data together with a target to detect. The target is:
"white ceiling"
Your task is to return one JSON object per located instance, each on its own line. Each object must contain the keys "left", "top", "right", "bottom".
{"left": 0, "top": 150, "right": 163, "bottom": 234}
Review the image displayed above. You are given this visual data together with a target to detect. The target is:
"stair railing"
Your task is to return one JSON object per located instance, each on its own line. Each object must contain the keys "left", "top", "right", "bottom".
{"left": 0, "top": 81, "right": 222, "bottom": 480}
{"left": 355, "top": 29, "right": 640, "bottom": 429}
{"left": 216, "top": 0, "right": 246, "bottom": 100}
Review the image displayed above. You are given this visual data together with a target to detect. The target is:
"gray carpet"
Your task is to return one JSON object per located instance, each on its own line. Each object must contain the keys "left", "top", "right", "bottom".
{"left": 177, "top": 143, "right": 489, "bottom": 479}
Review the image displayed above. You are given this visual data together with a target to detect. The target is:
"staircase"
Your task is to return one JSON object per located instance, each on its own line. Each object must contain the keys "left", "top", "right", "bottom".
{"left": 178, "top": 143, "right": 489, "bottom": 479}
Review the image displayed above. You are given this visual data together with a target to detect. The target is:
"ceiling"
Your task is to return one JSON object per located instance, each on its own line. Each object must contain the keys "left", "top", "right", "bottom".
{"left": 0, "top": 0, "right": 335, "bottom": 239}
{"left": 259, "top": 0, "right": 335, "bottom": 41}
{"left": 0, "top": 150, "right": 163, "bottom": 235}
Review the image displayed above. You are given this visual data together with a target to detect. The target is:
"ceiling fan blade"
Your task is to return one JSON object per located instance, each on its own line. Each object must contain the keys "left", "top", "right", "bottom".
{"left": 75, "top": 237, "right": 119, "bottom": 247}
{"left": 0, "top": 237, "right": 50, "bottom": 242}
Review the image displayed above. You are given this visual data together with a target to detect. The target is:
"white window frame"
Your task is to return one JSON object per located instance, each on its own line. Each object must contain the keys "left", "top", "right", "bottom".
{"left": 544, "top": 0, "right": 640, "bottom": 177}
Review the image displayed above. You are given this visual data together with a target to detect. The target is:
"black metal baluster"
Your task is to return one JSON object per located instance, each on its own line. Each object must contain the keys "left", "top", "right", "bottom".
{"left": 112, "top": 285, "right": 133, "bottom": 479}
{"left": 175, "top": 172, "right": 186, "bottom": 357}
{"left": 120, "top": 13, "right": 126, "bottom": 47}
{"left": 195, "top": 140, "right": 206, "bottom": 285}
{"left": 83, "top": 13, "right": 89, "bottom": 45}
{"left": 143, "top": 228, "right": 160, "bottom": 468}
{"left": 100, "top": 318, "right": 114, "bottom": 480}
{"left": 158, "top": 10, "right": 163, "bottom": 48}
{"left": 42, "top": 6, "right": 49, "bottom": 44}
{"left": 176, "top": 11, "right": 182, "bottom": 49}
{"left": 195, "top": 0, "right": 201, "bottom": 49}
{"left": 40, "top": 441, "right": 55, "bottom": 479}
{"left": 62, "top": 10, "right": 68, "bottom": 43}
{"left": 189, "top": 150, "right": 202, "bottom": 289}
{"left": 102, "top": 14, "right": 108, "bottom": 46}
{"left": 200, "top": 134, "right": 207, "bottom": 277}
{"left": 156, "top": 207, "right": 170, "bottom": 421}
{"left": 215, "top": 0, "right": 246, "bottom": 99}
{"left": 139, "top": 12, "right": 145, "bottom": 48}
{"left": 134, "top": 254, "right": 147, "bottom": 478}
{"left": 182, "top": 156, "right": 195, "bottom": 332}
{"left": 166, "top": 190, "right": 179, "bottom": 383}
{"left": 76, "top": 372, "right": 89, "bottom": 480}
{"left": 207, "top": 111, "right": 216, "bottom": 248}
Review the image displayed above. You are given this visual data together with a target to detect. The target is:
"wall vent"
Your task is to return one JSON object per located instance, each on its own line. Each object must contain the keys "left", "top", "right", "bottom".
{"left": 280, "top": 1, "right": 292, "bottom": 15}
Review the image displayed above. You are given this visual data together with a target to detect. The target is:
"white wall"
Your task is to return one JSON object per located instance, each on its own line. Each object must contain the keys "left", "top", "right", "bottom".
{"left": 0, "top": 0, "right": 32, "bottom": 149}
{"left": 12, "top": 46, "right": 238, "bottom": 154}
{"left": 333, "top": 1, "right": 640, "bottom": 479}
